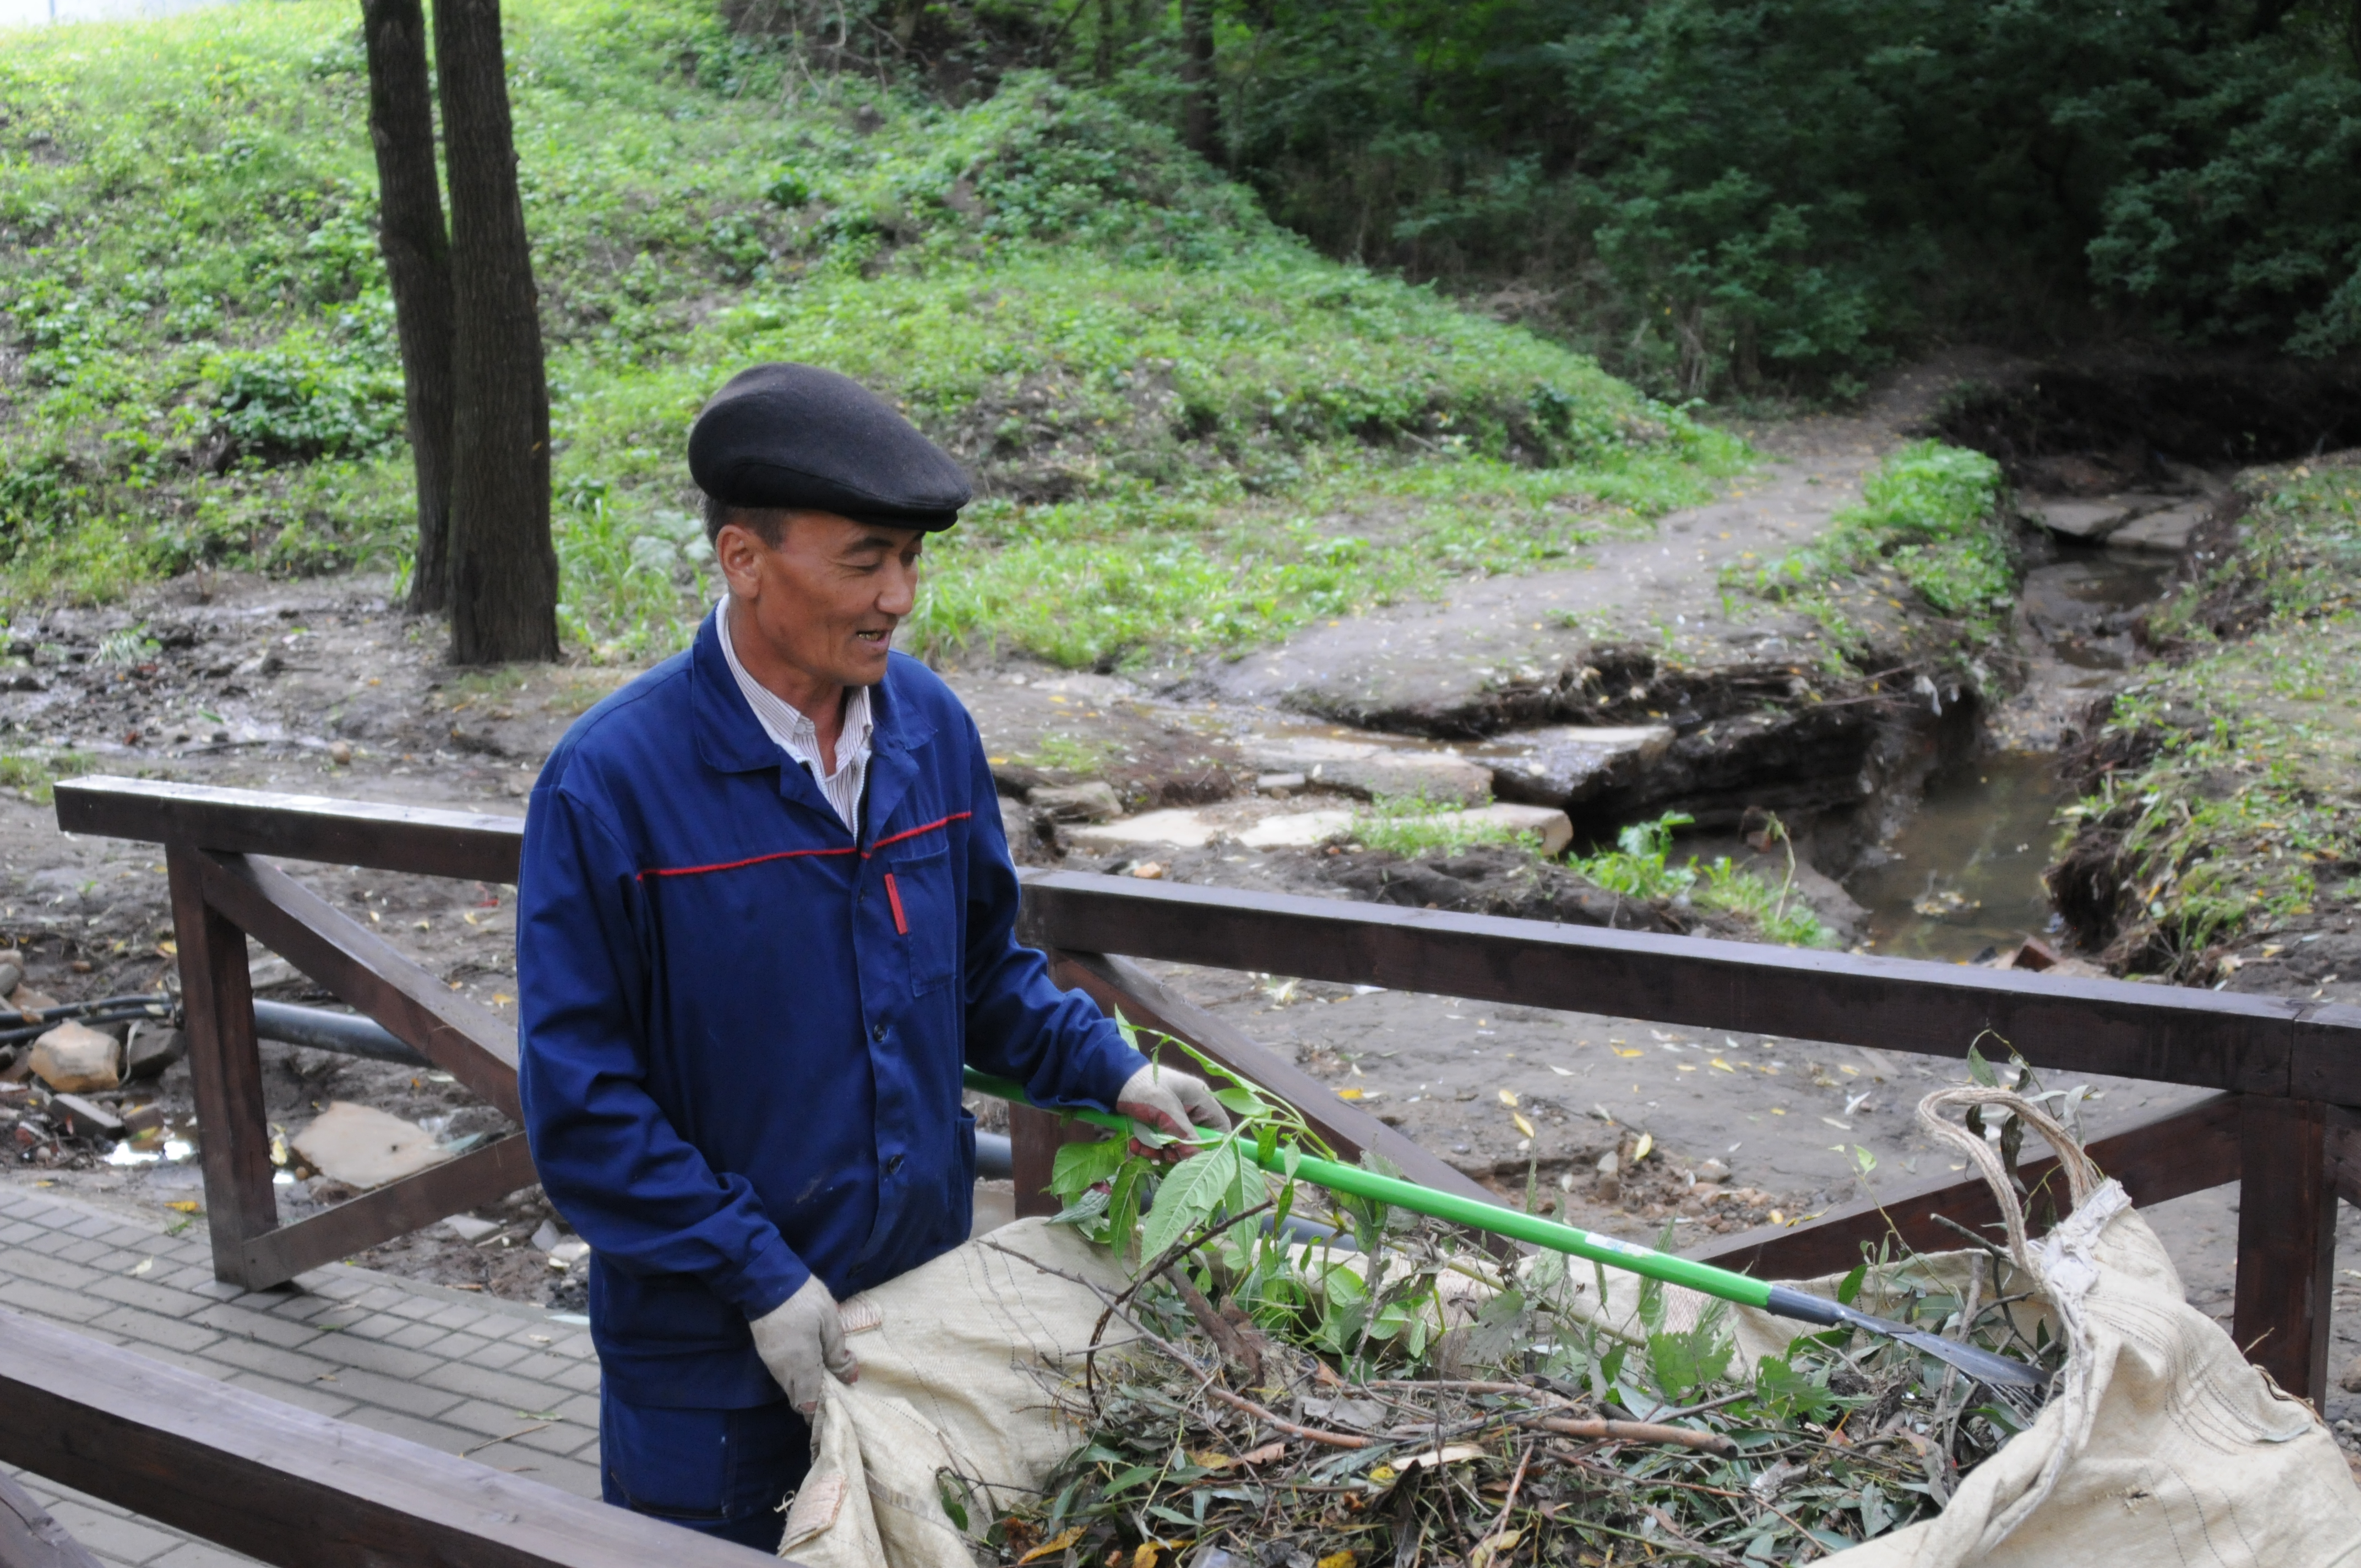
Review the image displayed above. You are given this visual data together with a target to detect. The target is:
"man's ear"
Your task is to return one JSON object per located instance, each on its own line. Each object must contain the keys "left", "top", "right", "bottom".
{"left": 714, "top": 521, "right": 767, "bottom": 594}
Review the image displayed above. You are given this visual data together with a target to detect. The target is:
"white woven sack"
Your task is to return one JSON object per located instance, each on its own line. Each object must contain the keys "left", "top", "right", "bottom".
{"left": 775, "top": 1217, "right": 1134, "bottom": 1566}
{"left": 1822, "top": 1088, "right": 2361, "bottom": 1566}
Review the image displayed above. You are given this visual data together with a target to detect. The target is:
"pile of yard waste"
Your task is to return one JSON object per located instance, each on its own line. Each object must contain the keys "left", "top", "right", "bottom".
{"left": 972, "top": 1056, "right": 2059, "bottom": 1566}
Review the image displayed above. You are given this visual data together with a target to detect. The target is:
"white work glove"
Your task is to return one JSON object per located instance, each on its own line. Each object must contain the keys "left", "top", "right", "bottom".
{"left": 1116, "top": 1062, "right": 1232, "bottom": 1159}
{"left": 749, "top": 1275, "right": 859, "bottom": 1415}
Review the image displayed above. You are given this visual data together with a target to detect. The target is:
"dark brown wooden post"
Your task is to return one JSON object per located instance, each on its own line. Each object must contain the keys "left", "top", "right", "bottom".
{"left": 165, "top": 847, "right": 279, "bottom": 1286}
{"left": 1009, "top": 1104, "right": 1103, "bottom": 1219}
{"left": 2233, "top": 1095, "right": 2336, "bottom": 1407}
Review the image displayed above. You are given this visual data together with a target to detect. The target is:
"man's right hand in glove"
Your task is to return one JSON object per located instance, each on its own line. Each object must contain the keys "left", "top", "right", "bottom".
{"left": 749, "top": 1275, "right": 859, "bottom": 1415}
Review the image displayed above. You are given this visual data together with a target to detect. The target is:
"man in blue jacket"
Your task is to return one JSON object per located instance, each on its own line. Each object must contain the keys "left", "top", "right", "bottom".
{"left": 517, "top": 363, "right": 1230, "bottom": 1548}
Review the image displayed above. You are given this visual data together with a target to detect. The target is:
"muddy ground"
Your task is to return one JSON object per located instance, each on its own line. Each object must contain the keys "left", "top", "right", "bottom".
{"left": 4, "top": 352, "right": 2360, "bottom": 1448}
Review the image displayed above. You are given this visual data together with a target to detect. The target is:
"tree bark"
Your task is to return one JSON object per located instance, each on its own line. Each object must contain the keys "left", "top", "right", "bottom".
{"left": 433, "top": 0, "right": 558, "bottom": 664}
{"left": 1179, "top": 0, "right": 1215, "bottom": 157}
{"left": 361, "top": 0, "right": 456, "bottom": 615}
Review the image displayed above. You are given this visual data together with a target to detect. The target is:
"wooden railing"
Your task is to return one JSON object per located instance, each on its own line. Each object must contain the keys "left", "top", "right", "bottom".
{"left": 0, "top": 1306, "right": 780, "bottom": 1568}
{"left": 42, "top": 774, "right": 2361, "bottom": 1429}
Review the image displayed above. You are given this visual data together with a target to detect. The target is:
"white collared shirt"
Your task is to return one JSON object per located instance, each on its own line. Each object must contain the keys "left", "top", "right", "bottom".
{"left": 715, "top": 597, "right": 873, "bottom": 834}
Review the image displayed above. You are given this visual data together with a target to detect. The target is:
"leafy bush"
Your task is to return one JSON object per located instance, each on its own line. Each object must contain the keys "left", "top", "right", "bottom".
{"left": 1073, "top": 0, "right": 2361, "bottom": 390}
{"left": 207, "top": 340, "right": 402, "bottom": 462}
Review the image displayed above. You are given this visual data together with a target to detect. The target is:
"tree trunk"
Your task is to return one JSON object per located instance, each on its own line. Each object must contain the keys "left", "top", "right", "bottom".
{"left": 361, "top": 0, "right": 456, "bottom": 615}
{"left": 433, "top": 0, "right": 558, "bottom": 664}
{"left": 1179, "top": 0, "right": 1215, "bottom": 158}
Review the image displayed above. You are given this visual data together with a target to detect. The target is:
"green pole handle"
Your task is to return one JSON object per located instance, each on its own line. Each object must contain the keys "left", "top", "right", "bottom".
{"left": 962, "top": 1067, "right": 1775, "bottom": 1310}
{"left": 965, "top": 1070, "right": 2048, "bottom": 1389}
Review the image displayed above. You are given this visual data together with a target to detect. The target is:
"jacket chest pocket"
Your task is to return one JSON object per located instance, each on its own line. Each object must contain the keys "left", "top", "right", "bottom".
{"left": 882, "top": 843, "right": 958, "bottom": 994}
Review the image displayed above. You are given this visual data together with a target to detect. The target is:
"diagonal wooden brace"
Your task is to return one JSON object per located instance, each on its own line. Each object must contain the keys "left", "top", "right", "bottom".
{"left": 195, "top": 849, "right": 521, "bottom": 1120}
{"left": 237, "top": 1134, "right": 538, "bottom": 1291}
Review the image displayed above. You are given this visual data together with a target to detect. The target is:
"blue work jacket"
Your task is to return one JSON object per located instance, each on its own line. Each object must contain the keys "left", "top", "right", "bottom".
{"left": 516, "top": 612, "right": 1145, "bottom": 1408}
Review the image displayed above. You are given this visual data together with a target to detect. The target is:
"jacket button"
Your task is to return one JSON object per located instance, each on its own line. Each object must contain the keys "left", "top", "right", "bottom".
{"left": 871, "top": 1022, "right": 886, "bottom": 1042}
{"left": 884, "top": 1153, "right": 904, "bottom": 1175}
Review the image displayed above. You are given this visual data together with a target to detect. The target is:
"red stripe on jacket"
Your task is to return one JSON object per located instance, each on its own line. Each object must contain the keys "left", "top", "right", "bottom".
{"left": 636, "top": 812, "right": 973, "bottom": 881}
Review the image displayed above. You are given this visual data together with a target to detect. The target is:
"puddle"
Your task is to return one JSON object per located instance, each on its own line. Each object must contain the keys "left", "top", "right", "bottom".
{"left": 1848, "top": 753, "right": 2067, "bottom": 962}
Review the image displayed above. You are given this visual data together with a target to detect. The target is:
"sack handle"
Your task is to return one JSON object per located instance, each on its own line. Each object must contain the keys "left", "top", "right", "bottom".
{"left": 1916, "top": 1087, "right": 2103, "bottom": 1271}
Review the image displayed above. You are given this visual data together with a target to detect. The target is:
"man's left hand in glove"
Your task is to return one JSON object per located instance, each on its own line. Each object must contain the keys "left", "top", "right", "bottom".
{"left": 1116, "top": 1062, "right": 1232, "bottom": 1159}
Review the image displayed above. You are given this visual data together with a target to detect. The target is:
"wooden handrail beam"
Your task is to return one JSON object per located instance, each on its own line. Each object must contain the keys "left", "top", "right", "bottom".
{"left": 0, "top": 1309, "right": 790, "bottom": 1568}
{"left": 1689, "top": 1092, "right": 2244, "bottom": 1278}
{"left": 1016, "top": 868, "right": 2361, "bottom": 1102}
{"left": 56, "top": 775, "right": 523, "bottom": 883}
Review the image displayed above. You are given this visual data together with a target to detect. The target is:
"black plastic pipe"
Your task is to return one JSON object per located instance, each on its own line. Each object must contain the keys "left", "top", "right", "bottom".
{"left": 249, "top": 1000, "right": 1022, "bottom": 1179}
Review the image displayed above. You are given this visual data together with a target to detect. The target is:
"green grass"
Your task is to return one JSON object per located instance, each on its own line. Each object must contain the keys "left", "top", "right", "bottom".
{"left": 2060, "top": 459, "right": 2361, "bottom": 974}
{"left": 1723, "top": 440, "right": 2011, "bottom": 662}
{"left": 1349, "top": 801, "right": 1836, "bottom": 945}
{"left": 0, "top": 0, "right": 1742, "bottom": 667}
{"left": 1349, "top": 792, "right": 1536, "bottom": 858}
{"left": 0, "top": 749, "right": 96, "bottom": 804}
{"left": 1571, "top": 812, "right": 1836, "bottom": 947}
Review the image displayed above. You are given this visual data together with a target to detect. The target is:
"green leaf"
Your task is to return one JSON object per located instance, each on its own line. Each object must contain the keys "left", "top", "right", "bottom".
{"left": 1646, "top": 1302, "right": 1734, "bottom": 1401}
{"left": 1214, "top": 1086, "right": 1261, "bottom": 1117}
{"left": 1049, "top": 1136, "right": 1125, "bottom": 1201}
{"left": 1965, "top": 1043, "right": 1998, "bottom": 1087}
{"left": 1837, "top": 1263, "right": 1867, "bottom": 1305}
{"left": 1138, "top": 1142, "right": 1243, "bottom": 1261}
{"left": 1107, "top": 1160, "right": 1146, "bottom": 1254}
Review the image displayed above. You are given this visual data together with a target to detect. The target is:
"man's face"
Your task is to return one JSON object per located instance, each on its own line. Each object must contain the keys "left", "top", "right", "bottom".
{"left": 716, "top": 510, "right": 925, "bottom": 690}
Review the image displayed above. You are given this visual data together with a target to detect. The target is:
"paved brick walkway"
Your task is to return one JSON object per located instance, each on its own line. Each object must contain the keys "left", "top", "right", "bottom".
{"left": 1, "top": 1182, "right": 606, "bottom": 1566}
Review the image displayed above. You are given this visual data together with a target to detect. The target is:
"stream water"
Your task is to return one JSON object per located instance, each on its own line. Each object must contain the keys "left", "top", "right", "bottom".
{"left": 1849, "top": 752, "right": 2066, "bottom": 961}
{"left": 1846, "top": 546, "right": 2176, "bottom": 962}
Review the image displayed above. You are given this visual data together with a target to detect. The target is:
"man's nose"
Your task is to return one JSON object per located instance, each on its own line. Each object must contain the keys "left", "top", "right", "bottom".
{"left": 877, "top": 559, "right": 918, "bottom": 617}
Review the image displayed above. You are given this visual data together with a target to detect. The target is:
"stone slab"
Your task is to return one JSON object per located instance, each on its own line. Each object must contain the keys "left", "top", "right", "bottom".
{"left": 2108, "top": 500, "right": 2208, "bottom": 554}
{"left": 290, "top": 1101, "right": 449, "bottom": 1190}
{"left": 1240, "top": 736, "right": 1492, "bottom": 805}
{"left": 1484, "top": 723, "right": 1675, "bottom": 808}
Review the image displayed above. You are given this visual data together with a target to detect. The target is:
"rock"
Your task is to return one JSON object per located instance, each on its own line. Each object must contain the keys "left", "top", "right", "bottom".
{"left": 9, "top": 984, "right": 61, "bottom": 1019}
{"left": 1255, "top": 772, "right": 1307, "bottom": 798}
{"left": 1237, "top": 810, "right": 1358, "bottom": 848}
{"left": 1456, "top": 804, "right": 1575, "bottom": 856}
{"left": 2108, "top": 500, "right": 2207, "bottom": 554}
{"left": 441, "top": 1213, "right": 501, "bottom": 1242}
{"left": 1030, "top": 781, "right": 1122, "bottom": 823}
{"left": 2341, "top": 1355, "right": 2361, "bottom": 1395}
{"left": 1488, "top": 724, "right": 1675, "bottom": 808}
{"left": 0, "top": 951, "right": 24, "bottom": 997}
{"left": 328, "top": 740, "right": 352, "bottom": 766}
{"left": 1243, "top": 736, "right": 1492, "bottom": 806}
{"left": 124, "top": 1023, "right": 188, "bottom": 1081}
{"left": 547, "top": 1238, "right": 590, "bottom": 1270}
{"left": 48, "top": 1093, "right": 123, "bottom": 1140}
{"left": 530, "top": 1219, "right": 563, "bottom": 1253}
{"left": 1695, "top": 1157, "right": 1731, "bottom": 1184}
{"left": 2023, "top": 497, "right": 2139, "bottom": 541}
{"left": 121, "top": 1102, "right": 165, "bottom": 1136}
{"left": 29, "top": 1021, "right": 120, "bottom": 1093}
{"left": 1068, "top": 808, "right": 1227, "bottom": 852}
{"left": 995, "top": 797, "right": 1048, "bottom": 865}
{"left": 1595, "top": 1151, "right": 1620, "bottom": 1177}
{"left": 291, "top": 1101, "right": 450, "bottom": 1190}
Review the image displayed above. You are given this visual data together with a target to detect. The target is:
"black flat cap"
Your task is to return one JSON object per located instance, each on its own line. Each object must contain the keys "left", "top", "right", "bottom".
{"left": 688, "top": 363, "right": 971, "bottom": 531}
